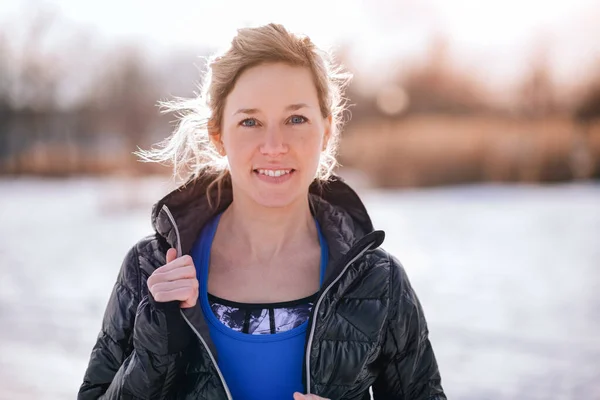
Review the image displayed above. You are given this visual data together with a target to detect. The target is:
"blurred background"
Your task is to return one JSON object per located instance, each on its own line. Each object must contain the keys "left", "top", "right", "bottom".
{"left": 0, "top": 0, "right": 599, "bottom": 399}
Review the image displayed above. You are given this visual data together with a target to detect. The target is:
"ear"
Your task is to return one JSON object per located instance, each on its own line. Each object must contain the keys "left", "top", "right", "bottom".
{"left": 322, "top": 115, "right": 332, "bottom": 151}
{"left": 209, "top": 131, "right": 226, "bottom": 156}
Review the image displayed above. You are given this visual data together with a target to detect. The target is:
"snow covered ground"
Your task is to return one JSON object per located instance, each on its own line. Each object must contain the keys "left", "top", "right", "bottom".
{"left": 1, "top": 177, "right": 598, "bottom": 399}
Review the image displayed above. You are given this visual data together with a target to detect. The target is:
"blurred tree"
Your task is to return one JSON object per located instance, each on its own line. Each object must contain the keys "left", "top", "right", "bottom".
{"left": 337, "top": 35, "right": 490, "bottom": 133}
{"left": 575, "top": 78, "right": 600, "bottom": 122}
{"left": 0, "top": 6, "right": 63, "bottom": 174}
{"left": 393, "top": 35, "right": 488, "bottom": 115}
{"left": 517, "top": 41, "right": 558, "bottom": 118}
{"left": 14, "top": 7, "right": 60, "bottom": 111}
{"left": 82, "top": 45, "right": 161, "bottom": 172}
{"left": 573, "top": 65, "right": 600, "bottom": 179}
{"left": 0, "top": 32, "right": 10, "bottom": 170}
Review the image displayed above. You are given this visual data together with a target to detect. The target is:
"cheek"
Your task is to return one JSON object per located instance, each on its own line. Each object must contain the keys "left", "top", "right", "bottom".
{"left": 223, "top": 134, "right": 253, "bottom": 159}
{"left": 298, "top": 129, "right": 324, "bottom": 154}
{"left": 293, "top": 131, "right": 324, "bottom": 171}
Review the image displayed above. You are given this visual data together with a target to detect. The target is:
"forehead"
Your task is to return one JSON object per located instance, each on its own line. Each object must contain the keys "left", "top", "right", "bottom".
{"left": 224, "top": 63, "right": 320, "bottom": 113}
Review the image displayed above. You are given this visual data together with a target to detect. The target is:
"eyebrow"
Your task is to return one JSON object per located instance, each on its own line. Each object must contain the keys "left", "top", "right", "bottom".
{"left": 233, "top": 103, "right": 310, "bottom": 116}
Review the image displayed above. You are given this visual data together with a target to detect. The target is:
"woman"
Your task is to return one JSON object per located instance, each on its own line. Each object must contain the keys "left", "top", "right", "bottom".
{"left": 78, "top": 23, "right": 446, "bottom": 400}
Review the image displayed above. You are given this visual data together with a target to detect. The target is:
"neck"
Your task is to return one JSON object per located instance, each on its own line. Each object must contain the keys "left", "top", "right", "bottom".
{"left": 219, "top": 191, "right": 317, "bottom": 264}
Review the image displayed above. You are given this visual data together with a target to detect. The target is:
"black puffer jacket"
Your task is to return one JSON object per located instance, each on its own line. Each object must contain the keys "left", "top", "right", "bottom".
{"left": 78, "top": 175, "right": 446, "bottom": 400}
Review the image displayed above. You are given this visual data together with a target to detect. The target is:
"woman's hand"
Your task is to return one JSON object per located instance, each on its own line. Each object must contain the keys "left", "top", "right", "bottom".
{"left": 293, "top": 393, "right": 330, "bottom": 400}
{"left": 147, "top": 248, "right": 199, "bottom": 308}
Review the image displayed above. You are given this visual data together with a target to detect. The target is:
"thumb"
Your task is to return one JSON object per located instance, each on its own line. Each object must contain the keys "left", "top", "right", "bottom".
{"left": 166, "top": 248, "right": 178, "bottom": 264}
{"left": 292, "top": 393, "right": 305, "bottom": 400}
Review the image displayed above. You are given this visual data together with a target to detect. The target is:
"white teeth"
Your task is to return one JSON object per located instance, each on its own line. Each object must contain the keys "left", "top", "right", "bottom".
{"left": 257, "top": 169, "right": 291, "bottom": 177}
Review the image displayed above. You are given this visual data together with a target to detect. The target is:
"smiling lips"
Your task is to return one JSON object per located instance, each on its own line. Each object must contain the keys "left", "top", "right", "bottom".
{"left": 253, "top": 168, "right": 295, "bottom": 183}
{"left": 254, "top": 169, "right": 294, "bottom": 177}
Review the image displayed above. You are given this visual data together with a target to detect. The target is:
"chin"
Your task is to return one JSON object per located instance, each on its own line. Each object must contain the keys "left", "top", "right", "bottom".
{"left": 250, "top": 189, "right": 305, "bottom": 209}
{"left": 253, "top": 182, "right": 311, "bottom": 209}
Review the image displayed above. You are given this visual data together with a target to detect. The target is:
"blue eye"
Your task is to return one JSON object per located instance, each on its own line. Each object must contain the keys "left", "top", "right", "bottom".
{"left": 289, "top": 115, "right": 307, "bottom": 124}
{"left": 240, "top": 118, "right": 257, "bottom": 127}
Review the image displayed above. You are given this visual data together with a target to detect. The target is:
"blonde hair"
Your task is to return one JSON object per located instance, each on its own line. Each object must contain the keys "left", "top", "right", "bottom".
{"left": 136, "top": 23, "right": 352, "bottom": 201}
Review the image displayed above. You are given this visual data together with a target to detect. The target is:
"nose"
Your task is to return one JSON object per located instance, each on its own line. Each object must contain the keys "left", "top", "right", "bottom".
{"left": 260, "top": 125, "right": 288, "bottom": 156}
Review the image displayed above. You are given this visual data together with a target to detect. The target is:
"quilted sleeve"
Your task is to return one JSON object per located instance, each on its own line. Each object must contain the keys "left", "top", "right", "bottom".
{"left": 372, "top": 255, "right": 446, "bottom": 400}
{"left": 78, "top": 242, "right": 191, "bottom": 399}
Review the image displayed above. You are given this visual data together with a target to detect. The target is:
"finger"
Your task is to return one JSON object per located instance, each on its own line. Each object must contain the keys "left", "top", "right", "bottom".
{"left": 155, "top": 254, "right": 194, "bottom": 274}
{"left": 151, "top": 264, "right": 197, "bottom": 283}
{"left": 166, "top": 248, "right": 177, "bottom": 264}
{"left": 293, "top": 393, "right": 305, "bottom": 400}
{"left": 148, "top": 265, "right": 195, "bottom": 288}
{"left": 151, "top": 286, "right": 197, "bottom": 303}
{"left": 180, "top": 297, "right": 197, "bottom": 308}
{"left": 150, "top": 278, "right": 198, "bottom": 295}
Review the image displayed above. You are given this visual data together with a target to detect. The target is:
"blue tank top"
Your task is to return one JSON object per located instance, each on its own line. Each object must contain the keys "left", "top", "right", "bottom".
{"left": 191, "top": 213, "right": 329, "bottom": 400}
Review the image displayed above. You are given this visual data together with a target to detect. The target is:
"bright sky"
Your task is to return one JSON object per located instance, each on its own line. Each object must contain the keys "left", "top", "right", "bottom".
{"left": 1, "top": 0, "right": 599, "bottom": 90}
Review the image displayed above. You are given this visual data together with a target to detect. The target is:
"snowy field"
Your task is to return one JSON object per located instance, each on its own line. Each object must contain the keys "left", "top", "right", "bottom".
{"left": 0, "top": 177, "right": 599, "bottom": 400}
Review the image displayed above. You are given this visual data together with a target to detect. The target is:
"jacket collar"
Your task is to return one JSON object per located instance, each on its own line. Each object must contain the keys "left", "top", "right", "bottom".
{"left": 151, "top": 173, "right": 382, "bottom": 269}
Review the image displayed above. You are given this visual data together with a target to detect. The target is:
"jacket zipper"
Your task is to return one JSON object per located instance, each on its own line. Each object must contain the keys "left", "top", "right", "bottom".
{"left": 304, "top": 241, "right": 376, "bottom": 395}
{"left": 161, "top": 205, "right": 233, "bottom": 400}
